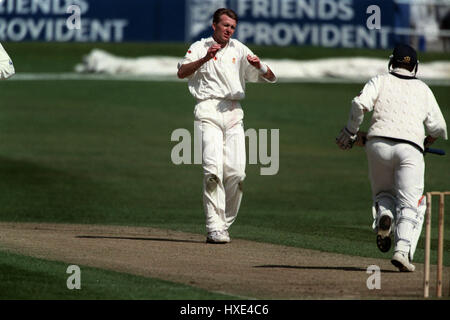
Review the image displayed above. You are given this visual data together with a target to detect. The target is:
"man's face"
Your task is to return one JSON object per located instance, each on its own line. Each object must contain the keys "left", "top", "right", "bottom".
{"left": 212, "top": 14, "right": 236, "bottom": 45}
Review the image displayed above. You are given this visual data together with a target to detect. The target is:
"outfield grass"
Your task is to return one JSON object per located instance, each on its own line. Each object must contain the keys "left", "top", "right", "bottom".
{"left": 0, "top": 250, "right": 238, "bottom": 299}
{"left": 0, "top": 79, "right": 448, "bottom": 265}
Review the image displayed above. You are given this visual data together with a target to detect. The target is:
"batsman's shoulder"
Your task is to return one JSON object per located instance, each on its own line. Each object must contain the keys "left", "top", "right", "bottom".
{"left": 367, "top": 73, "right": 385, "bottom": 88}
{"left": 374, "top": 72, "right": 388, "bottom": 81}
{"left": 416, "top": 78, "right": 432, "bottom": 91}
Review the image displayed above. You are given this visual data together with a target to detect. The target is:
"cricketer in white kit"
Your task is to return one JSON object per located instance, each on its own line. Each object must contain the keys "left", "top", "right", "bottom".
{"left": 336, "top": 44, "right": 447, "bottom": 272}
{"left": 0, "top": 43, "right": 15, "bottom": 80}
{"left": 177, "top": 8, "right": 276, "bottom": 244}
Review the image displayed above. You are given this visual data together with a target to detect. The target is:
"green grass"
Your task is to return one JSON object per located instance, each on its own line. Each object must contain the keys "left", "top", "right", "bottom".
{"left": 0, "top": 79, "right": 448, "bottom": 267}
{"left": 0, "top": 250, "right": 238, "bottom": 299}
{"left": 0, "top": 43, "right": 449, "bottom": 299}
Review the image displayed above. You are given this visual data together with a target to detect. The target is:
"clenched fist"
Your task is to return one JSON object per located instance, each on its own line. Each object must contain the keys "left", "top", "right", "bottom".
{"left": 204, "top": 44, "right": 222, "bottom": 61}
{"left": 247, "top": 54, "right": 261, "bottom": 69}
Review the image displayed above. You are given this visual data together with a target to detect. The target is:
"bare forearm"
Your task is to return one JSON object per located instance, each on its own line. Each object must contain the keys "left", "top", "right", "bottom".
{"left": 177, "top": 57, "right": 208, "bottom": 79}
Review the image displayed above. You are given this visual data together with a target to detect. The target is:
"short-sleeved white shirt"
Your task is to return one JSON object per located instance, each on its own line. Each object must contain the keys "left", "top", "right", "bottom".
{"left": 178, "top": 37, "right": 275, "bottom": 101}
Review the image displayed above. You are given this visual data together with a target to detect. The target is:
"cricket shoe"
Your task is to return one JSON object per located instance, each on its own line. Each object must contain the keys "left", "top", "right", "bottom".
{"left": 376, "top": 215, "right": 392, "bottom": 253}
{"left": 206, "top": 230, "right": 230, "bottom": 244}
{"left": 391, "top": 251, "right": 415, "bottom": 272}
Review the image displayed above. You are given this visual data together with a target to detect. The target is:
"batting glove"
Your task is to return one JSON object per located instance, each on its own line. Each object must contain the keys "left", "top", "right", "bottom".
{"left": 424, "top": 135, "right": 437, "bottom": 148}
{"left": 336, "top": 127, "right": 358, "bottom": 150}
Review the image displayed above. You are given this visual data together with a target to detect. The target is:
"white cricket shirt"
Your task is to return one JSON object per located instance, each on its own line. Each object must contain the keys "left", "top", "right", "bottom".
{"left": 347, "top": 68, "right": 447, "bottom": 149}
{"left": 0, "top": 43, "right": 15, "bottom": 80}
{"left": 178, "top": 37, "right": 275, "bottom": 101}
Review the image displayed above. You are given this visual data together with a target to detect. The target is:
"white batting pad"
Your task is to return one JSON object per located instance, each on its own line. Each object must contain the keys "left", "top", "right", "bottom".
{"left": 372, "top": 192, "right": 397, "bottom": 233}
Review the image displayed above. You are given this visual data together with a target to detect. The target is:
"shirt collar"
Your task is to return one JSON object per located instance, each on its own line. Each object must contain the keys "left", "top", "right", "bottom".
{"left": 207, "top": 36, "right": 233, "bottom": 48}
{"left": 392, "top": 68, "right": 415, "bottom": 77}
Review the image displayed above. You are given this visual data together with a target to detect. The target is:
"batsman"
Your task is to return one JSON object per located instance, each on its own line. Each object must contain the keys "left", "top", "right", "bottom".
{"left": 336, "top": 45, "right": 447, "bottom": 272}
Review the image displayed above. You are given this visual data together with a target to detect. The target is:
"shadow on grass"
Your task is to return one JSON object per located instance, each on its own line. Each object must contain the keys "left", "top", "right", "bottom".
{"left": 76, "top": 235, "right": 204, "bottom": 244}
{"left": 254, "top": 265, "right": 398, "bottom": 273}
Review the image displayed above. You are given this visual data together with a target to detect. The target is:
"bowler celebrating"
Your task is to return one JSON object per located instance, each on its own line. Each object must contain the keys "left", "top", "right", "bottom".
{"left": 177, "top": 8, "right": 276, "bottom": 244}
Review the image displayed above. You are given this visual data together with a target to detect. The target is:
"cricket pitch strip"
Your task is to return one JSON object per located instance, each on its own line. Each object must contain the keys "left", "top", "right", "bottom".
{"left": 0, "top": 222, "right": 447, "bottom": 299}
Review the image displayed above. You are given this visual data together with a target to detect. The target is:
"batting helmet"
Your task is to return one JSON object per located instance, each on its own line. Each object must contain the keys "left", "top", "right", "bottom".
{"left": 388, "top": 44, "right": 419, "bottom": 76}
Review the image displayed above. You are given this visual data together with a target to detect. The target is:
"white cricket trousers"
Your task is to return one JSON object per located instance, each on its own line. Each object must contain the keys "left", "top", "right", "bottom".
{"left": 366, "top": 137, "right": 426, "bottom": 257}
{"left": 194, "top": 98, "right": 246, "bottom": 233}
{"left": 366, "top": 137, "right": 424, "bottom": 208}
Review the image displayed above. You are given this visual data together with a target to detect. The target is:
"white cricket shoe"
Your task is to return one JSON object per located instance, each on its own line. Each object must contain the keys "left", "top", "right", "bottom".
{"left": 206, "top": 230, "right": 230, "bottom": 244}
{"left": 391, "top": 251, "right": 415, "bottom": 272}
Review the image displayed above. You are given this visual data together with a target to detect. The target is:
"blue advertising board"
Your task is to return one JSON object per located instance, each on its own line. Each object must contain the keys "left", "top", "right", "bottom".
{"left": 0, "top": 0, "right": 166, "bottom": 42}
{"left": 0, "top": 0, "right": 403, "bottom": 48}
{"left": 187, "top": 0, "right": 396, "bottom": 48}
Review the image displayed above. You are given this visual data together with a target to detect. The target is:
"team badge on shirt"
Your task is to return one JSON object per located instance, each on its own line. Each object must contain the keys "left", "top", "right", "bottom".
{"left": 232, "top": 58, "right": 236, "bottom": 64}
